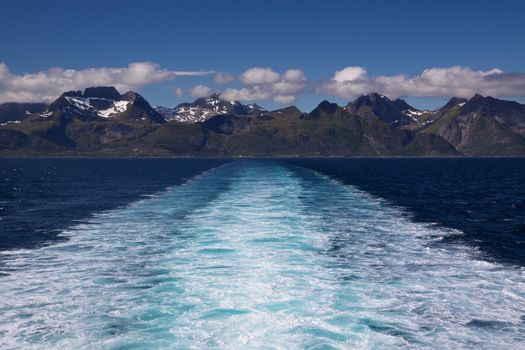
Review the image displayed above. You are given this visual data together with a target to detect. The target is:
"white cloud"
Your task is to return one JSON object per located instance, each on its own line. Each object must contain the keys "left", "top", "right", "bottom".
{"left": 317, "top": 65, "right": 525, "bottom": 99}
{"left": 283, "top": 69, "right": 306, "bottom": 82}
{"left": 4, "top": 62, "right": 524, "bottom": 106}
{"left": 272, "top": 95, "right": 296, "bottom": 104}
{"left": 220, "top": 67, "right": 307, "bottom": 104}
{"left": 190, "top": 84, "right": 213, "bottom": 98}
{"left": 316, "top": 66, "right": 371, "bottom": 99}
{"left": 213, "top": 72, "right": 235, "bottom": 85}
{"left": 272, "top": 80, "right": 305, "bottom": 95}
{"left": 0, "top": 61, "right": 212, "bottom": 103}
{"left": 332, "top": 66, "right": 367, "bottom": 83}
{"left": 220, "top": 87, "right": 271, "bottom": 101}
{"left": 239, "top": 67, "right": 281, "bottom": 85}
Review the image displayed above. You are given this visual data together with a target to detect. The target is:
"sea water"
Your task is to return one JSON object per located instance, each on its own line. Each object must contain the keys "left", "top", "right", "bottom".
{"left": 0, "top": 160, "right": 524, "bottom": 349}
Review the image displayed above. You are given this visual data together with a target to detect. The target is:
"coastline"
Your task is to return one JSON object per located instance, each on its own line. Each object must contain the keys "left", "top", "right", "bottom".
{"left": 1, "top": 154, "right": 525, "bottom": 159}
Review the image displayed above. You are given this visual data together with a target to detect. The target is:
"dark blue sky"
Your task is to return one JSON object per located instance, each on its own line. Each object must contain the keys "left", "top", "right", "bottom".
{"left": 1, "top": 0, "right": 524, "bottom": 110}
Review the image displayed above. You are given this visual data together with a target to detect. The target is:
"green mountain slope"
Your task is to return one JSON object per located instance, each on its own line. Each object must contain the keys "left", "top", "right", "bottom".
{"left": 1, "top": 88, "right": 524, "bottom": 157}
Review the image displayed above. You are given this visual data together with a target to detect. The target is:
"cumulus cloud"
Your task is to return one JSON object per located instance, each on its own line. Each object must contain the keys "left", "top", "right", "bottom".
{"left": 317, "top": 65, "right": 525, "bottom": 99}
{"left": 213, "top": 72, "right": 236, "bottom": 85}
{"left": 272, "top": 95, "right": 296, "bottom": 104}
{"left": 316, "top": 66, "right": 372, "bottom": 99}
{"left": 332, "top": 66, "right": 368, "bottom": 83}
{"left": 481, "top": 72, "right": 525, "bottom": 96}
{"left": 220, "top": 67, "right": 307, "bottom": 104}
{"left": 5, "top": 61, "right": 524, "bottom": 106}
{"left": 190, "top": 84, "right": 213, "bottom": 97}
{"left": 283, "top": 69, "right": 307, "bottom": 82}
{"left": 239, "top": 67, "right": 281, "bottom": 85}
{"left": 220, "top": 86, "right": 271, "bottom": 101}
{"left": 0, "top": 61, "right": 212, "bottom": 103}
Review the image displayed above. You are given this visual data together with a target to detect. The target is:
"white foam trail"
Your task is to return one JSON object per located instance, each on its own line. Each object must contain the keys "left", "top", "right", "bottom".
{"left": 0, "top": 161, "right": 524, "bottom": 349}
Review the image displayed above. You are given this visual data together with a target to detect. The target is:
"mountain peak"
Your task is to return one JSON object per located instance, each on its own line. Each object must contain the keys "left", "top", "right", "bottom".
{"left": 44, "top": 86, "right": 164, "bottom": 123}
{"left": 61, "top": 90, "right": 83, "bottom": 98}
{"left": 368, "top": 92, "right": 388, "bottom": 100}
{"left": 317, "top": 100, "right": 339, "bottom": 113}
{"left": 347, "top": 93, "right": 416, "bottom": 125}
{"left": 358, "top": 93, "right": 394, "bottom": 102}
{"left": 156, "top": 94, "right": 266, "bottom": 123}
{"left": 121, "top": 91, "right": 144, "bottom": 102}
{"left": 350, "top": 93, "right": 402, "bottom": 109}
{"left": 308, "top": 101, "right": 340, "bottom": 118}
{"left": 392, "top": 98, "right": 413, "bottom": 111}
{"left": 279, "top": 105, "right": 301, "bottom": 113}
{"left": 83, "top": 86, "right": 121, "bottom": 100}
{"left": 471, "top": 93, "right": 485, "bottom": 100}
{"left": 442, "top": 97, "right": 468, "bottom": 110}
{"left": 458, "top": 93, "right": 525, "bottom": 118}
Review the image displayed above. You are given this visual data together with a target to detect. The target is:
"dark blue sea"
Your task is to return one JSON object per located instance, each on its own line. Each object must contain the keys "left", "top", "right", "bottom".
{"left": 1, "top": 158, "right": 524, "bottom": 348}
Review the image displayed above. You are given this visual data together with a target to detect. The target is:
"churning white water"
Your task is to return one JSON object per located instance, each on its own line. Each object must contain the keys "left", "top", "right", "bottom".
{"left": 1, "top": 161, "right": 524, "bottom": 349}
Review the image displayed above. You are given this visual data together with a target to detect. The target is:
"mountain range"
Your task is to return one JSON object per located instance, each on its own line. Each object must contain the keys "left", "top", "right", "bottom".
{"left": 1, "top": 86, "right": 525, "bottom": 156}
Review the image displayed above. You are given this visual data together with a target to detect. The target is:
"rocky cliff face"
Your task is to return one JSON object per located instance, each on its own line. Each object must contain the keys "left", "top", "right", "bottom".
{"left": 422, "top": 95, "right": 525, "bottom": 155}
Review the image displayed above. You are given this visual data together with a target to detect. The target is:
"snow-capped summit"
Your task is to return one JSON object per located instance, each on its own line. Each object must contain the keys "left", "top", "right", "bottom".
{"left": 156, "top": 93, "right": 266, "bottom": 123}
{"left": 43, "top": 86, "right": 165, "bottom": 123}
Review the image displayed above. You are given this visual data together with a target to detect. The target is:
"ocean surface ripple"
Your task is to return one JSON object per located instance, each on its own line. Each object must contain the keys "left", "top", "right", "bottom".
{"left": 1, "top": 160, "right": 524, "bottom": 349}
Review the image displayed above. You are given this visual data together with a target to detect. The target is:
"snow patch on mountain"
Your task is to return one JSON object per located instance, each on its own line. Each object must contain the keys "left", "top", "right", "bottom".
{"left": 98, "top": 100, "right": 131, "bottom": 118}
{"left": 400, "top": 109, "right": 437, "bottom": 124}
{"left": 0, "top": 120, "right": 21, "bottom": 126}
{"left": 163, "top": 106, "right": 219, "bottom": 123}
{"left": 402, "top": 109, "right": 433, "bottom": 117}
{"left": 156, "top": 94, "right": 266, "bottom": 123}
{"left": 62, "top": 96, "right": 130, "bottom": 118}
{"left": 65, "top": 96, "right": 92, "bottom": 111}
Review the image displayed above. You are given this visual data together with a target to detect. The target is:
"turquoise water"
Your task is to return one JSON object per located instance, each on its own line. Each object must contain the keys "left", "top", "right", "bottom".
{"left": 1, "top": 161, "right": 524, "bottom": 349}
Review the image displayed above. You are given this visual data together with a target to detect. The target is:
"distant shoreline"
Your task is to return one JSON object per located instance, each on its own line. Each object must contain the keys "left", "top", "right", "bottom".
{"left": 2, "top": 154, "right": 525, "bottom": 159}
